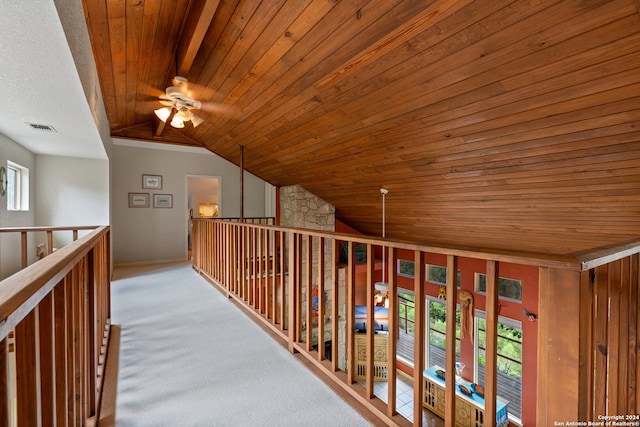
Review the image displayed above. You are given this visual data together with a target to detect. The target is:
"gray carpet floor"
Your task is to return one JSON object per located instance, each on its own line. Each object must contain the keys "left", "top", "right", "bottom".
{"left": 111, "top": 261, "right": 372, "bottom": 427}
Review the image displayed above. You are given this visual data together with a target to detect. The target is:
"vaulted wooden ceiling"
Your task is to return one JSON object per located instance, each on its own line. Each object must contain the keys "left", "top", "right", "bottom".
{"left": 83, "top": 0, "right": 640, "bottom": 257}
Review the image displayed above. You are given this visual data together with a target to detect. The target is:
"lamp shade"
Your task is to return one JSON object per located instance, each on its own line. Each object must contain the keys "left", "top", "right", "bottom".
{"left": 374, "top": 281, "right": 389, "bottom": 292}
{"left": 170, "top": 115, "right": 184, "bottom": 128}
{"left": 154, "top": 107, "right": 171, "bottom": 122}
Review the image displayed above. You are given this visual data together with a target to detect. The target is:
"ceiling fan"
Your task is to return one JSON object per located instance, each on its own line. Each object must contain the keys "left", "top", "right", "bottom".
{"left": 154, "top": 76, "right": 205, "bottom": 129}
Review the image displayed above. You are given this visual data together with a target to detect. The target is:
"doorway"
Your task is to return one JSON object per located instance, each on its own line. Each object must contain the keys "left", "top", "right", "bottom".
{"left": 187, "top": 175, "right": 220, "bottom": 259}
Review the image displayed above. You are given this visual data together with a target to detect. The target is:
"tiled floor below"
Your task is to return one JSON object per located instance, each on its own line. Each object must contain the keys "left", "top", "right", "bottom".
{"left": 358, "top": 374, "right": 444, "bottom": 426}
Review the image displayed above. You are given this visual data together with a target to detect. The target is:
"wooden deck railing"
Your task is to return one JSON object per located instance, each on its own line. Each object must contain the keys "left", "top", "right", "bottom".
{"left": 0, "top": 226, "right": 111, "bottom": 426}
{"left": 192, "top": 219, "right": 640, "bottom": 426}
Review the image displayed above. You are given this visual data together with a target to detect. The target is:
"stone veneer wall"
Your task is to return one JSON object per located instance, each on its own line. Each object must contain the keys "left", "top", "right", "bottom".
{"left": 279, "top": 185, "right": 335, "bottom": 231}
{"left": 279, "top": 185, "right": 346, "bottom": 370}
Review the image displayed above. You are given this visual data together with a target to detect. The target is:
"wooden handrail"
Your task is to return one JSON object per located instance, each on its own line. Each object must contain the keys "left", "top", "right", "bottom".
{"left": 0, "top": 225, "right": 102, "bottom": 233}
{"left": 0, "top": 226, "right": 108, "bottom": 338}
{"left": 198, "top": 220, "right": 582, "bottom": 270}
{"left": 0, "top": 225, "right": 111, "bottom": 426}
{"left": 0, "top": 225, "right": 103, "bottom": 270}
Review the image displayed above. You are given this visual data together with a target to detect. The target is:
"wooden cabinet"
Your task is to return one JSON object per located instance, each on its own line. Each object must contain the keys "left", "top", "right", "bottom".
{"left": 354, "top": 333, "right": 388, "bottom": 381}
{"left": 423, "top": 366, "right": 509, "bottom": 427}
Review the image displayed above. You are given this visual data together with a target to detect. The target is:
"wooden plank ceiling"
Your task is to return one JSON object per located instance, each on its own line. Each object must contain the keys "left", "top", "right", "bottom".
{"left": 83, "top": 0, "right": 640, "bottom": 257}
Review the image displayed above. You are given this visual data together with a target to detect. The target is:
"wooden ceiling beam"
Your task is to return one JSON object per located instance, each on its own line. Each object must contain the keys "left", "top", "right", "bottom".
{"left": 176, "top": 0, "right": 220, "bottom": 76}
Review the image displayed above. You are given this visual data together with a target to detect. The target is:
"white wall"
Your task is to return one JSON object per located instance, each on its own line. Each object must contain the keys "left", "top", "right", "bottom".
{"left": 112, "top": 140, "right": 268, "bottom": 265}
{"left": 0, "top": 133, "right": 36, "bottom": 278}
{"left": 35, "top": 155, "right": 109, "bottom": 247}
{"left": 0, "top": 133, "right": 111, "bottom": 279}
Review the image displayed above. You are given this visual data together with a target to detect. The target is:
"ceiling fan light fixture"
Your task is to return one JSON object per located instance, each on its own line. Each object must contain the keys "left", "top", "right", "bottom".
{"left": 154, "top": 107, "right": 171, "bottom": 123}
{"left": 177, "top": 108, "right": 192, "bottom": 121}
{"left": 170, "top": 115, "right": 184, "bottom": 128}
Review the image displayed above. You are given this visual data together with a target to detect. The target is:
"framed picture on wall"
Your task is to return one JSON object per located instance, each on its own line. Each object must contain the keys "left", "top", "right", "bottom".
{"left": 153, "top": 194, "right": 173, "bottom": 208}
{"left": 128, "top": 192, "right": 150, "bottom": 208}
{"left": 142, "top": 174, "right": 163, "bottom": 189}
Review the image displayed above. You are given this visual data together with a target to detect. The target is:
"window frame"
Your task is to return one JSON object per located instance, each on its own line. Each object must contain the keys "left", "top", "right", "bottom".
{"left": 397, "top": 259, "right": 415, "bottom": 278}
{"left": 396, "top": 289, "right": 415, "bottom": 365}
{"left": 426, "top": 264, "right": 461, "bottom": 287}
{"left": 474, "top": 273, "right": 523, "bottom": 303}
{"left": 6, "top": 160, "right": 29, "bottom": 211}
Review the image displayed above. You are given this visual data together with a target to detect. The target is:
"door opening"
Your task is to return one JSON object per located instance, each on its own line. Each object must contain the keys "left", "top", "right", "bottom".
{"left": 187, "top": 175, "right": 220, "bottom": 259}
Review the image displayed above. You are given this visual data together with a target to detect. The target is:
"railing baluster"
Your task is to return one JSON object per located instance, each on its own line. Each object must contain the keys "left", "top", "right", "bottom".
{"left": 15, "top": 309, "right": 38, "bottom": 425}
{"left": 414, "top": 251, "right": 426, "bottom": 427}
{"left": 346, "top": 241, "right": 356, "bottom": 385}
{"left": 387, "top": 246, "right": 398, "bottom": 417}
{"left": 251, "top": 227, "right": 257, "bottom": 307}
{"left": 317, "top": 236, "right": 325, "bottom": 361}
{"left": 288, "top": 232, "right": 296, "bottom": 353}
{"left": 0, "top": 339, "right": 8, "bottom": 426}
{"left": 331, "top": 238, "right": 340, "bottom": 371}
{"left": 295, "top": 234, "right": 303, "bottom": 343}
{"left": 365, "top": 243, "right": 375, "bottom": 398}
{"left": 38, "top": 292, "right": 55, "bottom": 424}
{"left": 53, "top": 282, "right": 67, "bottom": 426}
{"left": 305, "top": 235, "right": 313, "bottom": 352}
{"left": 279, "top": 230, "right": 285, "bottom": 329}
{"left": 258, "top": 227, "right": 264, "bottom": 313}
{"left": 264, "top": 228, "right": 271, "bottom": 318}
{"left": 21, "top": 232, "right": 27, "bottom": 269}
{"left": 47, "top": 230, "right": 54, "bottom": 256}
{"left": 87, "top": 249, "right": 97, "bottom": 418}
{"left": 485, "top": 260, "right": 499, "bottom": 426}
{"left": 65, "top": 274, "right": 76, "bottom": 426}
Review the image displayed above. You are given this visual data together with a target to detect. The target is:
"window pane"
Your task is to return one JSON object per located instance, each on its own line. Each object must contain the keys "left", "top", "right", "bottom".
{"left": 428, "top": 265, "right": 447, "bottom": 284}
{"left": 7, "top": 167, "right": 17, "bottom": 210}
{"left": 7, "top": 161, "right": 28, "bottom": 211}
{"left": 428, "top": 300, "right": 460, "bottom": 368}
{"left": 398, "top": 259, "right": 414, "bottom": 277}
{"left": 427, "top": 265, "right": 461, "bottom": 287}
{"left": 476, "top": 316, "right": 522, "bottom": 422}
{"left": 397, "top": 291, "right": 415, "bottom": 362}
{"left": 476, "top": 274, "right": 522, "bottom": 302}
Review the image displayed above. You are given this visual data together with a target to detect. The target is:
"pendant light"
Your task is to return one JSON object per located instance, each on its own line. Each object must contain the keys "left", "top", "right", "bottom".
{"left": 375, "top": 188, "right": 389, "bottom": 307}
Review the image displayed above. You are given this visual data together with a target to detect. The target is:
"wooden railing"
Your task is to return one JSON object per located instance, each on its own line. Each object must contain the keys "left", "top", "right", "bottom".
{"left": 192, "top": 219, "right": 640, "bottom": 426}
{"left": 0, "top": 226, "right": 111, "bottom": 426}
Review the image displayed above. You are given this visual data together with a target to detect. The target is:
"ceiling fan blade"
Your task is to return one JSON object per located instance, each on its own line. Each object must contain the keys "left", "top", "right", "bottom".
{"left": 138, "top": 81, "right": 166, "bottom": 99}
{"left": 159, "top": 100, "right": 174, "bottom": 107}
{"left": 199, "top": 101, "right": 241, "bottom": 117}
{"left": 190, "top": 113, "right": 205, "bottom": 128}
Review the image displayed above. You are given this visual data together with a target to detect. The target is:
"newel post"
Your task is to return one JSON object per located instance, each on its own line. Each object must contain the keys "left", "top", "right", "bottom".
{"left": 537, "top": 266, "right": 587, "bottom": 423}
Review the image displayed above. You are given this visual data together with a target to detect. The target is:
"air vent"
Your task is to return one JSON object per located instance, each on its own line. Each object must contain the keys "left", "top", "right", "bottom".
{"left": 26, "top": 123, "right": 57, "bottom": 133}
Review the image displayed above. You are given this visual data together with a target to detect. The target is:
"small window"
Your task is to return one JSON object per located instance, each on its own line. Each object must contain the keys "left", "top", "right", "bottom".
{"left": 475, "top": 273, "right": 522, "bottom": 302}
{"left": 7, "top": 161, "right": 29, "bottom": 211}
{"left": 397, "top": 259, "right": 415, "bottom": 277}
{"left": 427, "top": 264, "right": 461, "bottom": 287}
